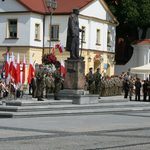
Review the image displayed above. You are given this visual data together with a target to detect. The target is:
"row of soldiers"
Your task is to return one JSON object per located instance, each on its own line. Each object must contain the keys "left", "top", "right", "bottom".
{"left": 85, "top": 68, "right": 123, "bottom": 97}
{"left": 30, "top": 62, "right": 63, "bottom": 101}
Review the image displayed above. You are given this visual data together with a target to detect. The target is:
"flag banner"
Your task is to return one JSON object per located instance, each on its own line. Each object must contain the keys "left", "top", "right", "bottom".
{"left": 28, "top": 56, "right": 35, "bottom": 84}
{"left": 55, "top": 42, "right": 64, "bottom": 53}
{"left": 22, "top": 55, "right": 26, "bottom": 84}
{"left": 16, "top": 53, "right": 20, "bottom": 84}
{"left": 4, "top": 52, "right": 10, "bottom": 79}
{"left": 9, "top": 52, "right": 16, "bottom": 83}
{"left": 60, "top": 59, "right": 66, "bottom": 78}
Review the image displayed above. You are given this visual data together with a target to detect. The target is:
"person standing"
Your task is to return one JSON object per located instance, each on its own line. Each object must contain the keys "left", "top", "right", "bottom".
{"left": 135, "top": 78, "right": 141, "bottom": 101}
{"left": 31, "top": 76, "right": 37, "bottom": 98}
{"left": 53, "top": 62, "right": 62, "bottom": 100}
{"left": 45, "top": 72, "right": 54, "bottom": 98}
{"left": 94, "top": 68, "right": 102, "bottom": 95}
{"left": 86, "top": 68, "right": 95, "bottom": 94}
{"left": 143, "top": 80, "right": 148, "bottom": 101}
{"left": 147, "top": 79, "right": 150, "bottom": 101}
{"left": 35, "top": 64, "right": 45, "bottom": 101}
{"left": 129, "top": 79, "right": 134, "bottom": 100}
{"left": 123, "top": 79, "right": 129, "bottom": 99}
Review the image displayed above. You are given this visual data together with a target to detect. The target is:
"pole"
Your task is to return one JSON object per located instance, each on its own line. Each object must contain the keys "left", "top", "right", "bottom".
{"left": 49, "top": 11, "right": 52, "bottom": 53}
{"left": 80, "top": 30, "right": 84, "bottom": 57}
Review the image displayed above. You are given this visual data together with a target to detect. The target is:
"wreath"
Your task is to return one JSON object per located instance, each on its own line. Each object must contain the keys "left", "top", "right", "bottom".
{"left": 42, "top": 53, "right": 57, "bottom": 65}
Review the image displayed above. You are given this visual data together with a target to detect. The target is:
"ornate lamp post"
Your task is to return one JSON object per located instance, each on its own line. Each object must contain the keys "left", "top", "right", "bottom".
{"left": 45, "top": 0, "right": 57, "bottom": 53}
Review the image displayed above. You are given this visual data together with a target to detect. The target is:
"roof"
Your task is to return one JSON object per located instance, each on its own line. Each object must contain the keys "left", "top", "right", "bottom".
{"left": 132, "top": 39, "right": 150, "bottom": 45}
{"left": 17, "top": 0, "right": 93, "bottom": 14}
{"left": 16, "top": 0, "right": 118, "bottom": 24}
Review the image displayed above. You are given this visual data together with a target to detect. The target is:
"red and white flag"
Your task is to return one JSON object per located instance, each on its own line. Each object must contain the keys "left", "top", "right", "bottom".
{"left": 28, "top": 56, "right": 35, "bottom": 84}
{"left": 16, "top": 53, "right": 20, "bottom": 84}
{"left": 60, "top": 59, "right": 66, "bottom": 78}
{"left": 55, "top": 42, "right": 64, "bottom": 53}
{"left": 4, "top": 52, "right": 10, "bottom": 79}
{"left": 22, "top": 55, "right": 26, "bottom": 84}
{"left": 9, "top": 52, "right": 16, "bottom": 82}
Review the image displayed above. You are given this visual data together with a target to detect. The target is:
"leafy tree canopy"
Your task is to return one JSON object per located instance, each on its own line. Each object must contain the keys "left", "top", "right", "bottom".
{"left": 106, "top": 0, "right": 150, "bottom": 28}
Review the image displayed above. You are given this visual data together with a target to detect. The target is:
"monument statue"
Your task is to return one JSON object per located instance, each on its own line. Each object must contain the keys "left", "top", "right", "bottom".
{"left": 66, "top": 8, "right": 82, "bottom": 59}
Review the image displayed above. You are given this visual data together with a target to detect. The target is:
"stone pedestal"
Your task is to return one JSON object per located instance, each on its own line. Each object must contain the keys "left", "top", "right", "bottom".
{"left": 64, "top": 59, "right": 85, "bottom": 89}
{"left": 47, "top": 58, "right": 99, "bottom": 105}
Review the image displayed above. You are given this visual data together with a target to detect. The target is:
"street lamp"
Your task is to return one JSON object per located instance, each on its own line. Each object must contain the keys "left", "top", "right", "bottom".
{"left": 45, "top": 0, "right": 57, "bottom": 53}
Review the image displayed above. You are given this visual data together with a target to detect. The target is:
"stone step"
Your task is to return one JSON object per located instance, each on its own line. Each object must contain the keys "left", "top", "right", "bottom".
{"left": 0, "top": 101, "right": 150, "bottom": 112}
{"left": 0, "top": 105, "right": 150, "bottom": 118}
{"left": 2, "top": 99, "right": 72, "bottom": 106}
{"left": 0, "top": 100, "right": 150, "bottom": 118}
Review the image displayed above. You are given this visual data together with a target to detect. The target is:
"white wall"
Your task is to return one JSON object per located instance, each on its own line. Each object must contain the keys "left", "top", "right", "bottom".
{"left": 44, "top": 15, "right": 68, "bottom": 48}
{"left": 30, "top": 14, "right": 44, "bottom": 47}
{"left": 0, "top": 0, "right": 27, "bottom": 12}
{"left": 115, "top": 45, "right": 150, "bottom": 79}
{"left": 0, "top": 13, "right": 31, "bottom": 46}
{"left": 0, "top": 0, "right": 117, "bottom": 55}
{"left": 80, "top": 0, "right": 107, "bottom": 20}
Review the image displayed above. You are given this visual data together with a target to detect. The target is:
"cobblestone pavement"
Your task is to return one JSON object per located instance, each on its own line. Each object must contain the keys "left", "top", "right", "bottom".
{"left": 0, "top": 109, "right": 150, "bottom": 149}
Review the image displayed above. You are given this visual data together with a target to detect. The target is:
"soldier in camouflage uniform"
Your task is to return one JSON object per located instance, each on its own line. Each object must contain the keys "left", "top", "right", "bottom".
{"left": 35, "top": 64, "right": 45, "bottom": 101}
{"left": 45, "top": 72, "right": 54, "bottom": 98}
{"left": 86, "top": 68, "right": 95, "bottom": 94}
{"left": 94, "top": 68, "right": 102, "bottom": 94}
{"left": 53, "top": 62, "right": 62, "bottom": 100}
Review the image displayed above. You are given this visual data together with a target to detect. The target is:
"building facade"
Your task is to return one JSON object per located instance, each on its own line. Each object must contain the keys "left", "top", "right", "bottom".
{"left": 0, "top": 0, "right": 118, "bottom": 75}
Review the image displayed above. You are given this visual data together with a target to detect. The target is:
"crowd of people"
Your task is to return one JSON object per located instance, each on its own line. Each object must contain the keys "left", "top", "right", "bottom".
{"left": 1, "top": 65, "right": 150, "bottom": 102}
{"left": 123, "top": 76, "right": 150, "bottom": 101}
{"left": 29, "top": 62, "right": 63, "bottom": 101}
{"left": 0, "top": 79, "right": 24, "bottom": 100}
{"left": 85, "top": 68, "right": 123, "bottom": 98}
{"left": 85, "top": 68, "right": 150, "bottom": 101}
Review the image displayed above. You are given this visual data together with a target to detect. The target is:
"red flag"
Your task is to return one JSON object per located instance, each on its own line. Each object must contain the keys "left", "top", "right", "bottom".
{"left": 28, "top": 56, "right": 35, "bottom": 84}
{"left": 4, "top": 52, "right": 10, "bottom": 78}
{"left": 9, "top": 52, "right": 16, "bottom": 82}
{"left": 16, "top": 53, "right": 20, "bottom": 84}
{"left": 22, "top": 55, "right": 26, "bottom": 84}
{"left": 60, "top": 59, "right": 66, "bottom": 78}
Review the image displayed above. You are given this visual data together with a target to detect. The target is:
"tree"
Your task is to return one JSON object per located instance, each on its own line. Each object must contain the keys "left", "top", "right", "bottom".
{"left": 105, "top": 0, "right": 150, "bottom": 64}
{"left": 106, "top": 0, "right": 150, "bottom": 39}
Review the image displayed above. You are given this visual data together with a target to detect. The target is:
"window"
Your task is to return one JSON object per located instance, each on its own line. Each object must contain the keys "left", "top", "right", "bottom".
{"left": 96, "top": 29, "right": 100, "bottom": 45}
{"left": 51, "top": 25, "right": 59, "bottom": 41}
{"left": 8, "top": 19, "right": 17, "bottom": 38}
{"left": 107, "top": 31, "right": 112, "bottom": 46}
{"left": 81, "top": 26, "right": 86, "bottom": 43}
{"left": 35, "top": 23, "right": 40, "bottom": 40}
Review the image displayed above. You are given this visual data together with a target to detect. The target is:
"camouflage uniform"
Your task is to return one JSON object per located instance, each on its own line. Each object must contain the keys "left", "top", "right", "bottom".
{"left": 36, "top": 66, "right": 45, "bottom": 101}
{"left": 53, "top": 68, "right": 62, "bottom": 100}
{"left": 94, "top": 68, "right": 101, "bottom": 94}
{"left": 86, "top": 68, "right": 95, "bottom": 94}
{"left": 105, "top": 78, "right": 109, "bottom": 96}
{"left": 45, "top": 73, "right": 55, "bottom": 98}
{"left": 99, "top": 78, "right": 105, "bottom": 97}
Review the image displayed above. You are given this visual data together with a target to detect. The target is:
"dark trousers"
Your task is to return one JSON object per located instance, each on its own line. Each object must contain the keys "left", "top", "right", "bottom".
{"left": 143, "top": 91, "right": 147, "bottom": 101}
{"left": 124, "top": 89, "right": 129, "bottom": 98}
{"left": 135, "top": 89, "right": 140, "bottom": 100}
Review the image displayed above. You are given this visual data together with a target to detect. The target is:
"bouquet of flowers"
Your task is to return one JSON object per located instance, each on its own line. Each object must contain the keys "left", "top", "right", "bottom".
{"left": 42, "top": 53, "right": 57, "bottom": 65}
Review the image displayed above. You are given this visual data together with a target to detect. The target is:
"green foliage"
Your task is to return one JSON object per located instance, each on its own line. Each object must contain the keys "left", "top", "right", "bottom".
{"left": 106, "top": 0, "right": 150, "bottom": 27}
